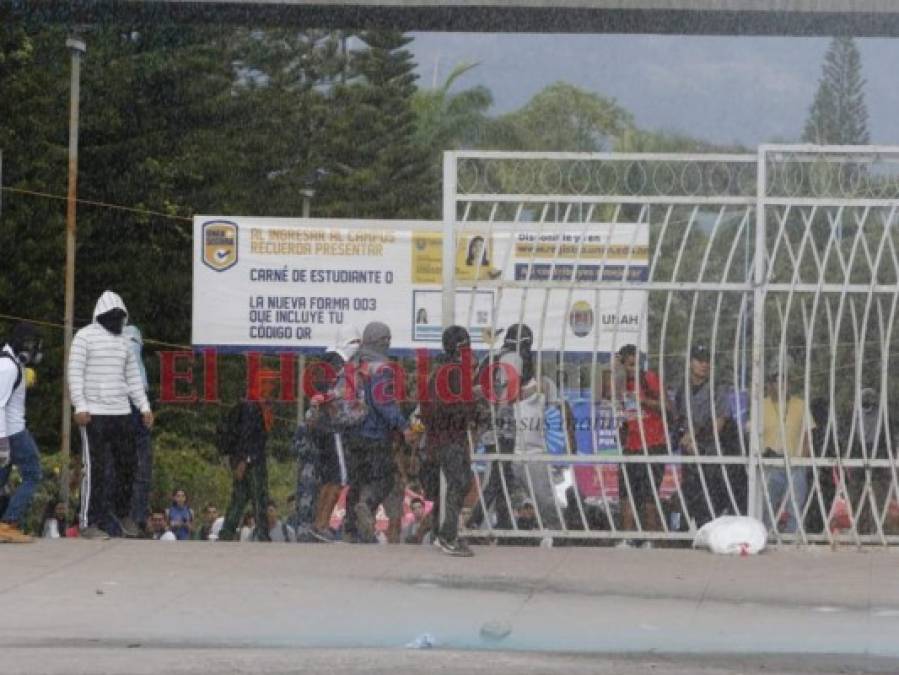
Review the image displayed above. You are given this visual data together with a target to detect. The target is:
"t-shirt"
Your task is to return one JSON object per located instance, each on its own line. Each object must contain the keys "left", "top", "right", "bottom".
{"left": 624, "top": 370, "right": 667, "bottom": 451}
{"left": 267, "top": 520, "right": 296, "bottom": 542}
{"left": 490, "top": 350, "right": 525, "bottom": 443}
{"left": 672, "top": 378, "right": 733, "bottom": 454}
{"left": 166, "top": 504, "right": 193, "bottom": 541}
{"left": 762, "top": 395, "right": 815, "bottom": 458}
{"left": 0, "top": 345, "right": 26, "bottom": 438}
{"left": 514, "top": 375, "right": 560, "bottom": 454}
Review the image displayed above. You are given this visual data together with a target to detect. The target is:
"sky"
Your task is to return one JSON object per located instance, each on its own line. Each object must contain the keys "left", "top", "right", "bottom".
{"left": 409, "top": 33, "right": 899, "bottom": 148}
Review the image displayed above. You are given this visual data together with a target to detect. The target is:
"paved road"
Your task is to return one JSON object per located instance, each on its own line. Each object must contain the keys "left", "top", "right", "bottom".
{"left": 2, "top": 540, "right": 898, "bottom": 673}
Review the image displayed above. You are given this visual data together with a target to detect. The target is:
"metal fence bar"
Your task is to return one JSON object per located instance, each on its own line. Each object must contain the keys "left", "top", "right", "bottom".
{"left": 445, "top": 146, "right": 899, "bottom": 548}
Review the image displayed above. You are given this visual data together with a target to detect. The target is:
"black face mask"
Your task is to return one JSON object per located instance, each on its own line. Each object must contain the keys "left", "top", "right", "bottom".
{"left": 97, "top": 310, "right": 126, "bottom": 335}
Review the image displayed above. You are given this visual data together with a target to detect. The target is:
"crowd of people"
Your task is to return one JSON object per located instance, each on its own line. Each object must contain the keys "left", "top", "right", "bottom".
{"left": 1, "top": 287, "right": 896, "bottom": 550}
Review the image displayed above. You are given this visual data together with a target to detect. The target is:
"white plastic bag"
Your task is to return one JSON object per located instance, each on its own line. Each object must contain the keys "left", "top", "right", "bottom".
{"left": 693, "top": 515, "right": 767, "bottom": 555}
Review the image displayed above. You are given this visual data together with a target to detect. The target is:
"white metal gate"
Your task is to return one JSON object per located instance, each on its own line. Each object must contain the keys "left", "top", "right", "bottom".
{"left": 442, "top": 145, "right": 899, "bottom": 546}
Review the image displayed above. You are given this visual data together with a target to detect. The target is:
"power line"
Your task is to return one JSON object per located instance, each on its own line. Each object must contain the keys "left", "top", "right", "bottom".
{"left": 0, "top": 186, "right": 192, "bottom": 223}
{"left": 0, "top": 312, "right": 191, "bottom": 350}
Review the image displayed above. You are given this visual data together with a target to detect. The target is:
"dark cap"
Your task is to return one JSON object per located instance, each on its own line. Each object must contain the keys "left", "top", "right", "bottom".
{"left": 690, "top": 343, "right": 710, "bottom": 361}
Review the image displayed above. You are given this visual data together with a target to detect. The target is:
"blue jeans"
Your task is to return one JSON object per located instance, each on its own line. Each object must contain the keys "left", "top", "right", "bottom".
{"left": 0, "top": 429, "right": 42, "bottom": 524}
{"left": 764, "top": 466, "right": 809, "bottom": 534}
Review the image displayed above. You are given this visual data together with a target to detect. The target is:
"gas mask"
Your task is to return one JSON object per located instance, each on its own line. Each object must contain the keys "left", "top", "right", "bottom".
{"left": 9, "top": 324, "right": 43, "bottom": 367}
{"left": 17, "top": 339, "right": 43, "bottom": 367}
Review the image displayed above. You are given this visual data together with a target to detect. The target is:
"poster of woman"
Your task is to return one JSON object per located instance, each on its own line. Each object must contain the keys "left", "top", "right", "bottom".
{"left": 456, "top": 234, "right": 502, "bottom": 280}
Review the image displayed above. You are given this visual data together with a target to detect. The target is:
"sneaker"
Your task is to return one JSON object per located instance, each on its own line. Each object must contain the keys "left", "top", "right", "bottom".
{"left": 117, "top": 516, "right": 139, "bottom": 538}
{"left": 614, "top": 539, "right": 635, "bottom": 549}
{"left": 310, "top": 527, "right": 336, "bottom": 543}
{"left": 80, "top": 526, "right": 111, "bottom": 540}
{"left": 455, "top": 539, "right": 474, "bottom": 556}
{"left": 0, "top": 522, "right": 33, "bottom": 544}
{"left": 436, "top": 537, "right": 474, "bottom": 557}
{"left": 640, "top": 540, "right": 654, "bottom": 550}
{"left": 354, "top": 503, "right": 376, "bottom": 542}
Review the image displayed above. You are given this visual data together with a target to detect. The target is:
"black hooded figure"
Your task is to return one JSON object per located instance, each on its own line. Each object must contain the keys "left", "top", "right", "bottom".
{"left": 465, "top": 323, "right": 535, "bottom": 532}
{"left": 420, "top": 325, "right": 478, "bottom": 556}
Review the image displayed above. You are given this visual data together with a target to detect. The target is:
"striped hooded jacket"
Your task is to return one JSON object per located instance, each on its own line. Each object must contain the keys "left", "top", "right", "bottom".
{"left": 67, "top": 291, "right": 151, "bottom": 416}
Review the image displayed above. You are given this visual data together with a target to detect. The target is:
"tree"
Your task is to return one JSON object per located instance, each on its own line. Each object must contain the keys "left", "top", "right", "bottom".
{"left": 412, "top": 61, "right": 492, "bottom": 209}
{"left": 72, "top": 25, "right": 245, "bottom": 348}
{"left": 317, "top": 30, "right": 433, "bottom": 219}
{"left": 0, "top": 24, "right": 75, "bottom": 453}
{"left": 484, "top": 82, "right": 634, "bottom": 152}
{"left": 223, "top": 28, "right": 347, "bottom": 216}
{"left": 412, "top": 62, "right": 492, "bottom": 153}
{"left": 802, "top": 36, "right": 869, "bottom": 145}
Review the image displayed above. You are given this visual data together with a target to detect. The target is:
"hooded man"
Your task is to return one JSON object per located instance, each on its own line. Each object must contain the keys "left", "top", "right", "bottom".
{"left": 420, "top": 325, "right": 478, "bottom": 556}
{"left": 466, "top": 323, "right": 534, "bottom": 532}
{"left": 67, "top": 291, "right": 153, "bottom": 539}
{"left": 218, "top": 377, "right": 277, "bottom": 543}
{"left": 342, "top": 321, "right": 415, "bottom": 543}
{"left": 0, "top": 323, "right": 44, "bottom": 543}
{"left": 291, "top": 325, "right": 361, "bottom": 542}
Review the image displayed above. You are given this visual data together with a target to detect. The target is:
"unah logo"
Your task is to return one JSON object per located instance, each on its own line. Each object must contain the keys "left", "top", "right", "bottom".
{"left": 202, "top": 220, "right": 238, "bottom": 272}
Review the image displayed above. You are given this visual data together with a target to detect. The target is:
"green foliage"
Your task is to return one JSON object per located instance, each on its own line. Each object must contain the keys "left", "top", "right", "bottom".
{"left": 19, "top": 448, "right": 298, "bottom": 536}
{"left": 0, "top": 24, "right": 71, "bottom": 452}
{"left": 317, "top": 30, "right": 433, "bottom": 219}
{"left": 802, "top": 36, "right": 869, "bottom": 145}
{"left": 152, "top": 443, "right": 296, "bottom": 523}
{"left": 485, "top": 82, "right": 634, "bottom": 152}
{"left": 412, "top": 61, "right": 492, "bottom": 217}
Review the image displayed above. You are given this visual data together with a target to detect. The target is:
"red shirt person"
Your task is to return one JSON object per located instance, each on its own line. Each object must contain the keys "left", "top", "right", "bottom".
{"left": 616, "top": 344, "right": 668, "bottom": 542}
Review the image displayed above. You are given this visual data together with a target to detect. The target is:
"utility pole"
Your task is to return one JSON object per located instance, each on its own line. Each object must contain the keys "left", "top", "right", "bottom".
{"left": 298, "top": 186, "right": 315, "bottom": 424}
{"left": 60, "top": 35, "right": 86, "bottom": 505}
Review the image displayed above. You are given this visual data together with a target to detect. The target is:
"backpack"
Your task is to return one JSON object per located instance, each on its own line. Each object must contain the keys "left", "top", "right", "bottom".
{"left": 215, "top": 402, "right": 243, "bottom": 457}
{"left": 328, "top": 364, "right": 370, "bottom": 430}
{"left": 0, "top": 353, "right": 23, "bottom": 391}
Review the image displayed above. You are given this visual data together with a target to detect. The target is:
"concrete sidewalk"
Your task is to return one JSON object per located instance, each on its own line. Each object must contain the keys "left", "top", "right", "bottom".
{"left": 1, "top": 540, "right": 898, "bottom": 673}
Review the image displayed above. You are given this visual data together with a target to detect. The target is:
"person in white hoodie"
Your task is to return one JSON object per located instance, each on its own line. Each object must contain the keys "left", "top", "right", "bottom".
{"left": 0, "top": 323, "right": 44, "bottom": 543}
{"left": 68, "top": 291, "right": 153, "bottom": 539}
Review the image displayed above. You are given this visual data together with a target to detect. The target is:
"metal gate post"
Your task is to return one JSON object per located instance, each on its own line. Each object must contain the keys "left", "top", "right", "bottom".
{"left": 748, "top": 147, "right": 767, "bottom": 520}
{"left": 438, "top": 151, "right": 458, "bottom": 532}
{"left": 442, "top": 151, "right": 457, "bottom": 329}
